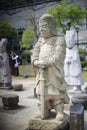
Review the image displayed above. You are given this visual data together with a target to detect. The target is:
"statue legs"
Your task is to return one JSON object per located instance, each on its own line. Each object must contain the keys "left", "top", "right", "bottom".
{"left": 37, "top": 94, "right": 64, "bottom": 121}
{"left": 54, "top": 102, "right": 64, "bottom": 121}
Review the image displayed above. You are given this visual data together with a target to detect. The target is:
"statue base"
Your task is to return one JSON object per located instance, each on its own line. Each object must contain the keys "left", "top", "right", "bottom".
{"left": 28, "top": 113, "right": 69, "bottom": 130}
{"left": 67, "top": 86, "right": 83, "bottom": 102}
{"left": 0, "top": 83, "right": 12, "bottom": 89}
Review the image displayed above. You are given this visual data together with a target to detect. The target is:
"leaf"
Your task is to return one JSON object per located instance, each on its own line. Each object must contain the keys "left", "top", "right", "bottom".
{"left": 47, "top": 0, "right": 87, "bottom": 34}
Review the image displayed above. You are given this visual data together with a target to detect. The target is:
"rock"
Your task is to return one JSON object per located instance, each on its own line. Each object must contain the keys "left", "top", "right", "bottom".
{"left": 13, "top": 84, "right": 23, "bottom": 91}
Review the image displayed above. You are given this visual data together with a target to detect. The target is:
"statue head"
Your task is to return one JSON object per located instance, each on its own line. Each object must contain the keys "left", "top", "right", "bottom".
{"left": 0, "top": 38, "right": 7, "bottom": 53}
{"left": 39, "top": 14, "right": 57, "bottom": 38}
{"left": 65, "top": 30, "right": 75, "bottom": 49}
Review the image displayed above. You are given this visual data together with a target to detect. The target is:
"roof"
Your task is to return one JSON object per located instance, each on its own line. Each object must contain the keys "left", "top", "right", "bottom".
{"left": 0, "top": 0, "right": 61, "bottom": 11}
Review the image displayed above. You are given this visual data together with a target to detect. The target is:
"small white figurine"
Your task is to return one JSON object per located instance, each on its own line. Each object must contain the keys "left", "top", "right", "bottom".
{"left": 64, "top": 30, "right": 84, "bottom": 92}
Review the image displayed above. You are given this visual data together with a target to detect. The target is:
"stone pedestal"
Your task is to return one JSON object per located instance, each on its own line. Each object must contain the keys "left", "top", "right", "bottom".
{"left": 67, "top": 86, "right": 83, "bottom": 102}
{"left": 0, "top": 83, "right": 12, "bottom": 89}
{"left": 2, "top": 94, "right": 19, "bottom": 109}
{"left": 70, "top": 103, "right": 84, "bottom": 130}
{"left": 28, "top": 114, "right": 69, "bottom": 130}
{"left": 71, "top": 93, "right": 87, "bottom": 109}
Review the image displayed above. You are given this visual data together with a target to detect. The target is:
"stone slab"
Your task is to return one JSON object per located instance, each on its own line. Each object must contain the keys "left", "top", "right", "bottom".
{"left": 28, "top": 114, "right": 69, "bottom": 130}
{"left": 71, "top": 93, "right": 87, "bottom": 109}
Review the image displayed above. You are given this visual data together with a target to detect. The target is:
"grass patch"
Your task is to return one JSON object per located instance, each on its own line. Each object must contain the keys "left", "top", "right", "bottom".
{"left": 82, "top": 71, "right": 87, "bottom": 82}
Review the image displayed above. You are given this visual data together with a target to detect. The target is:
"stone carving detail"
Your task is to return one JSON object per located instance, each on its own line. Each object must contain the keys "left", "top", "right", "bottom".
{"left": 31, "top": 14, "right": 69, "bottom": 121}
{"left": 64, "top": 30, "right": 84, "bottom": 93}
{"left": 0, "top": 38, "right": 11, "bottom": 87}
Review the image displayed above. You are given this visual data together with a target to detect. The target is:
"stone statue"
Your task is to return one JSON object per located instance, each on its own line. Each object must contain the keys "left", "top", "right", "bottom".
{"left": 31, "top": 14, "right": 69, "bottom": 121}
{"left": 64, "top": 30, "right": 84, "bottom": 93}
{"left": 0, "top": 38, "right": 12, "bottom": 88}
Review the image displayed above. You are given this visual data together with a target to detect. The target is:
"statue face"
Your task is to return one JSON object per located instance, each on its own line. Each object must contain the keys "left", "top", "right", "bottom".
{"left": 39, "top": 22, "right": 52, "bottom": 38}
{"left": 66, "top": 37, "right": 74, "bottom": 49}
{"left": 65, "top": 31, "right": 75, "bottom": 48}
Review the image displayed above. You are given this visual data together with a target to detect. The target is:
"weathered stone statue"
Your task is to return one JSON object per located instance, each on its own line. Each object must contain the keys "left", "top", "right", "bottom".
{"left": 31, "top": 14, "right": 69, "bottom": 121}
{"left": 0, "top": 38, "right": 12, "bottom": 88}
{"left": 64, "top": 30, "right": 84, "bottom": 93}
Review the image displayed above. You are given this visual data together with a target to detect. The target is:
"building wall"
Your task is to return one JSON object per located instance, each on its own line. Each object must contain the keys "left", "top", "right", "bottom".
{"left": 0, "top": 0, "right": 87, "bottom": 30}
{"left": 0, "top": 1, "right": 87, "bottom": 43}
{"left": 69, "top": 0, "right": 87, "bottom": 9}
{"left": 0, "top": 3, "right": 56, "bottom": 29}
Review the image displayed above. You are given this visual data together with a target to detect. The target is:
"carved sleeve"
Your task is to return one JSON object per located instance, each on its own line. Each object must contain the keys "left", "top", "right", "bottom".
{"left": 48, "top": 36, "right": 66, "bottom": 65}
{"left": 31, "top": 39, "right": 41, "bottom": 64}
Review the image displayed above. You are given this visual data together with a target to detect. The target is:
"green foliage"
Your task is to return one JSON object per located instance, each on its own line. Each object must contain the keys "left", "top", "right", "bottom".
{"left": 81, "top": 61, "right": 87, "bottom": 69}
{"left": 79, "top": 48, "right": 87, "bottom": 69}
{"left": 79, "top": 48, "right": 87, "bottom": 53}
{"left": 21, "top": 50, "right": 32, "bottom": 64}
{"left": 0, "top": 22, "right": 18, "bottom": 52}
{"left": 22, "top": 59, "right": 28, "bottom": 65}
{"left": 22, "top": 50, "right": 32, "bottom": 56}
{"left": 48, "top": 0, "right": 87, "bottom": 33}
{"left": 0, "top": 22, "right": 17, "bottom": 38}
{"left": 21, "top": 29, "right": 36, "bottom": 49}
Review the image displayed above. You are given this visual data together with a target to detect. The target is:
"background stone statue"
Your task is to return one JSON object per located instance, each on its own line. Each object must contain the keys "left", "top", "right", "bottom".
{"left": 31, "top": 14, "right": 69, "bottom": 121}
{"left": 0, "top": 38, "right": 12, "bottom": 88}
{"left": 64, "top": 30, "right": 84, "bottom": 93}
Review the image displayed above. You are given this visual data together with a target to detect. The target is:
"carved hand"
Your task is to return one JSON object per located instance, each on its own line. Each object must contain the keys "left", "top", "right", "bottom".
{"left": 65, "top": 57, "right": 72, "bottom": 64}
{"left": 34, "top": 60, "right": 47, "bottom": 68}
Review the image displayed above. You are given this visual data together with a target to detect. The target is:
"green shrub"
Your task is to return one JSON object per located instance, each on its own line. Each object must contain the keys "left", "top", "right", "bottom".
{"left": 0, "top": 22, "right": 17, "bottom": 38}
{"left": 21, "top": 50, "right": 32, "bottom": 64}
{"left": 0, "top": 22, "right": 17, "bottom": 52}
{"left": 21, "top": 29, "right": 36, "bottom": 49}
{"left": 79, "top": 48, "right": 87, "bottom": 69}
{"left": 81, "top": 61, "right": 87, "bottom": 69}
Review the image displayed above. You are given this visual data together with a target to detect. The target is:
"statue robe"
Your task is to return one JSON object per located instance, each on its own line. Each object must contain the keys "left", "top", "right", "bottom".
{"left": 32, "top": 36, "right": 69, "bottom": 104}
{"left": 64, "top": 46, "right": 84, "bottom": 86}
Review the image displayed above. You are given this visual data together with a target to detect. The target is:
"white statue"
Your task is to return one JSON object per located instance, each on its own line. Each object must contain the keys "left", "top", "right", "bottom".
{"left": 64, "top": 30, "right": 84, "bottom": 92}
{"left": 0, "top": 38, "right": 12, "bottom": 88}
{"left": 31, "top": 14, "right": 69, "bottom": 121}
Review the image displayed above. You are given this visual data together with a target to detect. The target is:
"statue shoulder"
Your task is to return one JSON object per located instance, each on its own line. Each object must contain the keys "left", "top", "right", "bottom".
{"left": 34, "top": 37, "right": 43, "bottom": 48}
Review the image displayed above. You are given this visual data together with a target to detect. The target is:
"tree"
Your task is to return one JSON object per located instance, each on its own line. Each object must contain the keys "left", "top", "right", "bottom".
{"left": 0, "top": 22, "right": 17, "bottom": 52}
{"left": 21, "top": 29, "right": 36, "bottom": 64}
{"left": 0, "top": 22, "right": 17, "bottom": 38}
{"left": 48, "top": 0, "right": 87, "bottom": 34}
{"left": 21, "top": 29, "right": 36, "bottom": 49}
